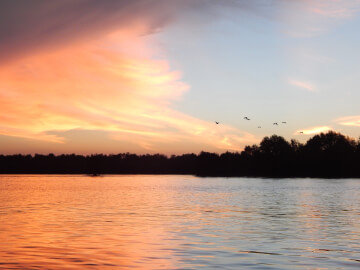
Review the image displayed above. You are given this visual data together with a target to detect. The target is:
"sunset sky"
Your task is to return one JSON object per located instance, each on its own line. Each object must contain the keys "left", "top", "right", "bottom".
{"left": 1, "top": 0, "right": 360, "bottom": 155}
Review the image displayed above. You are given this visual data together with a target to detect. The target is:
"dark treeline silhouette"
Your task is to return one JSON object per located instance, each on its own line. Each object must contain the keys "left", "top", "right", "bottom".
{"left": 1, "top": 131, "right": 360, "bottom": 177}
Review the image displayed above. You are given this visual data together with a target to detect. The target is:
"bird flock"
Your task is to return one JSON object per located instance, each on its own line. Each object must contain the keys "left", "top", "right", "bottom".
{"left": 215, "top": 118, "right": 304, "bottom": 134}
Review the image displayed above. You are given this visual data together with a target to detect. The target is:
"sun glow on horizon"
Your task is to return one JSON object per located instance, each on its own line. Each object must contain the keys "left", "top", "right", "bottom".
{"left": 294, "top": 126, "right": 332, "bottom": 136}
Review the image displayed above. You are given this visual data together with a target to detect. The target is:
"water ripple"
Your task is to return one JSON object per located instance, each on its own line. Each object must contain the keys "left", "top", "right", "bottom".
{"left": 1, "top": 175, "right": 360, "bottom": 269}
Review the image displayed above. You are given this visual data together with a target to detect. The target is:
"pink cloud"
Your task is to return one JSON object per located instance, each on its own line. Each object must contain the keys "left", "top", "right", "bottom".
{"left": 308, "top": 0, "right": 360, "bottom": 18}
{"left": 280, "top": 0, "right": 360, "bottom": 37}
{"left": 288, "top": 79, "right": 316, "bottom": 92}
{"left": 0, "top": 0, "right": 276, "bottom": 64}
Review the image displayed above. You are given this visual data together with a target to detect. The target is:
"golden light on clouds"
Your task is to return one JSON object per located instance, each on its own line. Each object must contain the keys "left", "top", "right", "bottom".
{"left": 0, "top": 31, "right": 257, "bottom": 154}
{"left": 335, "top": 115, "right": 360, "bottom": 127}
{"left": 295, "top": 126, "right": 332, "bottom": 135}
{"left": 3, "top": 0, "right": 358, "bottom": 154}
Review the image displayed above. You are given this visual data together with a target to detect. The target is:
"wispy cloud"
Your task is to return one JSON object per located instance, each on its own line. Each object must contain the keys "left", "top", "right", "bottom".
{"left": 5, "top": 0, "right": 358, "bottom": 154}
{"left": 335, "top": 115, "right": 360, "bottom": 126}
{"left": 0, "top": 0, "right": 276, "bottom": 64}
{"left": 308, "top": 0, "right": 360, "bottom": 19}
{"left": 294, "top": 126, "right": 332, "bottom": 135}
{"left": 288, "top": 78, "right": 316, "bottom": 92}
{"left": 0, "top": 0, "right": 183, "bottom": 63}
{"left": 280, "top": 0, "right": 360, "bottom": 37}
{"left": 0, "top": 31, "right": 258, "bottom": 154}
{"left": 1, "top": 0, "right": 359, "bottom": 63}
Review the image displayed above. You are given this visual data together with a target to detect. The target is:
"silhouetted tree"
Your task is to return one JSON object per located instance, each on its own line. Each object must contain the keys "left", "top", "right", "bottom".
{"left": 0, "top": 131, "right": 359, "bottom": 177}
{"left": 302, "top": 131, "right": 357, "bottom": 177}
{"left": 305, "top": 131, "right": 356, "bottom": 154}
{"left": 290, "top": 139, "right": 303, "bottom": 153}
{"left": 242, "top": 144, "right": 260, "bottom": 156}
{"left": 259, "top": 135, "right": 292, "bottom": 157}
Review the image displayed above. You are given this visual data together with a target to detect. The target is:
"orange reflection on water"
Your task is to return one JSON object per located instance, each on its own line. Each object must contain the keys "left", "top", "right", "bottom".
{"left": 2, "top": 176, "right": 360, "bottom": 269}
{"left": 0, "top": 175, "right": 186, "bottom": 269}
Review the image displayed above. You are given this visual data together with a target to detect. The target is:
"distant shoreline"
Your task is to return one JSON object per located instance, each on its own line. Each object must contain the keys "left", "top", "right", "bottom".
{"left": 1, "top": 131, "right": 360, "bottom": 178}
{"left": 1, "top": 173, "right": 359, "bottom": 179}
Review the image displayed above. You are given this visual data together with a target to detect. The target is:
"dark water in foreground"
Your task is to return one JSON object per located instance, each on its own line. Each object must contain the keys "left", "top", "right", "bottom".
{"left": 1, "top": 175, "right": 360, "bottom": 269}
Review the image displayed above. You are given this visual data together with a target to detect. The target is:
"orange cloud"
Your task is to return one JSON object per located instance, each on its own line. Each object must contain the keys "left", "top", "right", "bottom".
{"left": 0, "top": 32, "right": 257, "bottom": 154}
{"left": 294, "top": 126, "right": 332, "bottom": 135}
{"left": 335, "top": 115, "right": 360, "bottom": 127}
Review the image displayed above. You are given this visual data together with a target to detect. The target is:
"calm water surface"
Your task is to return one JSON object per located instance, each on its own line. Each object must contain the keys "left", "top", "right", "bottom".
{"left": 1, "top": 175, "right": 360, "bottom": 269}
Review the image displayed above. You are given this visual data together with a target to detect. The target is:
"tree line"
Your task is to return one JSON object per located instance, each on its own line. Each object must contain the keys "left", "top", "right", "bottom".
{"left": 1, "top": 131, "right": 360, "bottom": 177}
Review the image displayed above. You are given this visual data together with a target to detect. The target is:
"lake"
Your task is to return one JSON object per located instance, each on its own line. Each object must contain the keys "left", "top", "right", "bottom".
{"left": 1, "top": 175, "right": 360, "bottom": 269}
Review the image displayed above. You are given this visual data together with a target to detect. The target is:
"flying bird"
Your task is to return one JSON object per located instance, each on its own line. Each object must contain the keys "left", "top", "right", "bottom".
{"left": 258, "top": 126, "right": 261, "bottom": 128}
{"left": 300, "top": 131, "right": 304, "bottom": 134}
{"left": 273, "top": 122, "right": 278, "bottom": 125}
{"left": 282, "top": 121, "right": 287, "bottom": 124}
{"left": 215, "top": 121, "right": 219, "bottom": 124}
{"left": 244, "top": 117, "right": 250, "bottom": 120}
